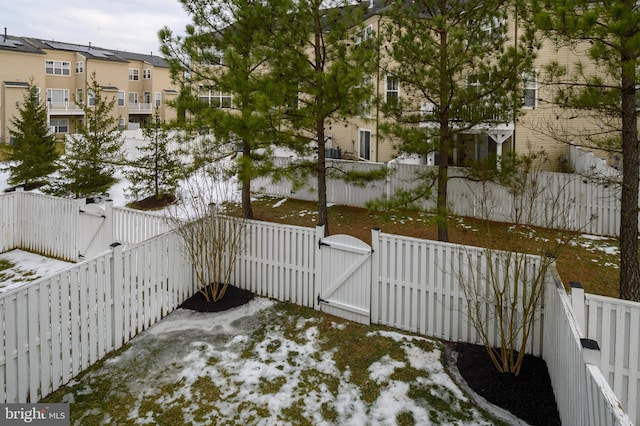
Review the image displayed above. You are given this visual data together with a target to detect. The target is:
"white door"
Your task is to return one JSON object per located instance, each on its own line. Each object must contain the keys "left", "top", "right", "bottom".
{"left": 316, "top": 234, "right": 372, "bottom": 324}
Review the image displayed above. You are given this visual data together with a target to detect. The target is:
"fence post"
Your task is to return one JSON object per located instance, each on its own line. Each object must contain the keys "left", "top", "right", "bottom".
{"left": 76, "top": 198, "right": 85, "bottom": 260}
{"left": 104, "top": 199, "right": 114, "bottom": 251}
{"left": 110, "top": 242, "right": 124, "bottom": 350}
{"left": 570, "top": 281, "right": 586, "bottom": 335}
{"left": 314, "top": 223, "right": 325, "bottom": 310}
{"left": 370, "top": 228, "right": 380, "bottom": 323}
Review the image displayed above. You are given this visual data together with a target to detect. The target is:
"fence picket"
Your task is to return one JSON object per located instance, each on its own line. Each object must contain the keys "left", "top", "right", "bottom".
{"left": 16, "top": 291, "right": 28, "bottom": 402}
{"left": 50, "top": 277, "right": 62, "bottom": 392}
{"left": 5, "top": 296, "right": 17, "bottom": 403}
{"left": 627, "top": 309, "right": 639, "bottom": 422}
{"left": 59, "top": 274, "right": 71, "bottom": 390}
{"left": 37, "top": 283, "right": 51, "bottom": 396}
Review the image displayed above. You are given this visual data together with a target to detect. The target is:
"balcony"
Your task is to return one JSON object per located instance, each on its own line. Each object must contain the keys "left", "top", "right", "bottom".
{"left": 128, "top": 103, "right": 153, "bottom": 114}
{"left": 420, "top": 102, "right": 514, "bottom": 132}
{"left": 47, "top": 102, "right": 85, "bottom": 115}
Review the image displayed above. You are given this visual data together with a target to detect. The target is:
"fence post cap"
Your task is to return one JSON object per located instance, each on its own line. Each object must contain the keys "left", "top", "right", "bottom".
{"left": 581, "top": 338, "right": 601, "bottom": 365}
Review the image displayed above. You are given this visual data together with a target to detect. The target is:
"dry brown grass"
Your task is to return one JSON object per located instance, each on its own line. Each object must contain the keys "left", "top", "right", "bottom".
{"left": 238, "top": 196, "right": 621, "bottom": 298}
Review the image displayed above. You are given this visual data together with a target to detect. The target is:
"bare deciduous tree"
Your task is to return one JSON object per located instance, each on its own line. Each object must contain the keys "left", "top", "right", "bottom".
{"left": 165, "top": 159, "right": 246, "bottom": 302}
{"left": 460, "top": 151, "right": 589, "bottom": 376}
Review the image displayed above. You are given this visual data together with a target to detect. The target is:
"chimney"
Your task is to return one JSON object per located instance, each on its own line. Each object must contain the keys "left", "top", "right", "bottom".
{"left": 4, "top": 27, "right": 6, "bottom": 41}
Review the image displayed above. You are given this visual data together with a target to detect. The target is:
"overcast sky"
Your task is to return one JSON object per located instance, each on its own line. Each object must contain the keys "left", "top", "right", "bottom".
{"left": 1, "top": 0, "right": 192, "bottom": 55}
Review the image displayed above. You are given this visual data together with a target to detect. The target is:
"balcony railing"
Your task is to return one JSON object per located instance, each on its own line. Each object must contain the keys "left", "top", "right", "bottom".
{"left": 128, "top": 103, "right": 153, "bottom": 113}
{"left": 46, "top": 101, "right": 84, "bottom": 115}
{"left": 420, "top": 102, "right": 512, "bottom": 125}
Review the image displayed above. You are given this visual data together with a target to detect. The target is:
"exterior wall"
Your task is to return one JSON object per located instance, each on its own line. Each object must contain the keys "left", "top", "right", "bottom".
{"left": 515, "top": 39, "right": 604, "bottom": 171}
{"left": 0, "top": 50, "right": 46, "bottom": 144}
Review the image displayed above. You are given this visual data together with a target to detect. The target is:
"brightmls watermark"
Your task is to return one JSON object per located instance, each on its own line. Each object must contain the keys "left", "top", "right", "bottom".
{"left": 1, "top": 404, "right": 69, "bottom": 425}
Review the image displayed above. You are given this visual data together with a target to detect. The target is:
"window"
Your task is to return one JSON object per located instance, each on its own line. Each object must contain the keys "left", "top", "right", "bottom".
{"left": 385, "top": 75, "right": 399, "bottom": 105}
{"left": 358, "top": 76, "right": 372, "bottom": 118}
{"left": 355, "top": 25, "right": 373, "bottom": 45}
{"left": 359, "top": 129, "right": 371, "bottom": 161}
{"left": 475, "top": 16, "right": 506, "bottom": 44}
{"left": 46, "top": 89, "right": 69, "bottom": 105}
{"left": 88, "top": 89, "right": 96, "bottom": 107}
{"left": 129, "top": 68, "right": 139, "bottom": 81}
{"left": 143, "top": 69, "right": 152, "bottom": 79}
{"left": 45, "top": 60, "right": 70, "bottom": 76}
{"left": 128, "top": 92, "right": 139, "bottom": 105}
{"left": 467, "top": 74, "right": 482, "bottom": 93}
{"left": 118, "top": 91, "right": 125, "bottom": 107}
{"left": 198, "top": 88, "right": 232, "bottom": 108}
{"left": 522, "top": 71, "right": 537, "bottom": 108}
{"left": 486, "top": 17, "right": 506, "bottom": 41}
{"left": 200, "top": 48, "right": 224, "bottom": 66}
{"left": 143, "top": 92, "right": 151, "bottom": 104}
{"left": 50, "top": 118, "right": 69, "bottom": 133}
{"left": 284, "top": 86, "right": 299, "bottom": 112}
{"left": 75, "top": 88, "right": 84, "bottom": 105}
{"left": 155, "top": 92, "right": 161, "bottom": 107}
{"left": 75, "top": 61, "right": 84, "bottom": 73}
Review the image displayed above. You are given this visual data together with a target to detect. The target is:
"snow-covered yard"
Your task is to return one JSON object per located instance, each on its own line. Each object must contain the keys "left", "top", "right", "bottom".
{"left": 42, "top": 298, "right": 503, "bottom": 425}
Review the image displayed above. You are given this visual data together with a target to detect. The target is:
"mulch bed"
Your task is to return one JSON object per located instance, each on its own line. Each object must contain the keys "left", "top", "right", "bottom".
{"left": 455, "top": 342, "right": 561, "bottom": 425}
{"left": 180, "top": 284, "right": 254, "bottom": 312}
{"left": 127, "top": 194, "right": 177, "bottom": 210}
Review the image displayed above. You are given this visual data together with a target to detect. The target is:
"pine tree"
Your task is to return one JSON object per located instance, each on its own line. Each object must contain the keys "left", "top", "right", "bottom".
{"left": 8, "top": 80, "right": 59, "bottom": 188}
{"left": 126, "top": 109, "right": 180, "bottom": 202}
{"left": 160, "top": 0, "right": 306, "bottom": 220}
{"left": 50, "top": 74, "right": 124, "bottom": 198}
{"left": 530, "top": 0, "right": 640, "bottom": 301}
{"left": 381, "top": 0, "right": 537, "bottom": 242}
{"left": 268, "top": 0, "right": 378, "bottom": 236}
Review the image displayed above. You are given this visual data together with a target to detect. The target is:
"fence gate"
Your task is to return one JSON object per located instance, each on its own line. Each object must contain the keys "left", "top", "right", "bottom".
{"left": 77, "top": 198, "right": 110, "bottom": 259}
{"left": 316, "top": 234, "right": 372, "bottom": 324}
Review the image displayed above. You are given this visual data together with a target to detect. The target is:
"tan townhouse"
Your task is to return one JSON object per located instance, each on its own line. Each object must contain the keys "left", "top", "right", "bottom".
{"left": 0, "top": 33, "right": 178, "bottom": 145}
{"left": 315, "top": 2, "right": 610, "bottom": 171}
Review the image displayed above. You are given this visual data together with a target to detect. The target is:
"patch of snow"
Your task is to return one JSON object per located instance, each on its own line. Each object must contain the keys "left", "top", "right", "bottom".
{"left": 0, "top": 250, "right": 74, "bottom": 293}
{"left": 55, "top": 300, "right": 495, "bottom": 424}
{"left": 272, "top": 198, "right": 287, "bottom": 208}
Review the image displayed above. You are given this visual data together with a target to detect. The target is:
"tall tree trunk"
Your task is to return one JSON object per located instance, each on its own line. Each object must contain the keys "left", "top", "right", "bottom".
{"left": 437, "top": 131, "right": 449, "bottom": 242}
{"left": 619, "top": 26, "right": 640, "bottom": 301}
{"left": 437, "top": 15, "right": 449, "bottom": 243}
{"left": 317, "top": 121, "right": 329, "bottom": 236}
{"left": 242, "top": 140, "right": 254, "bottom": 219}
{"left": 314, "top": 9, "right": 329, "bottom": 237}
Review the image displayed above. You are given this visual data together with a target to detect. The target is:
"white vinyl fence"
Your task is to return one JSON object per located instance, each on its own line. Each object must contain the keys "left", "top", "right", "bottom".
{"left": 580, "top": 291, "right": 640, "bottom": 423}
{"left": 0, "top": 191, "right": 171, "bottom": 261}
{"left": 227, "top": 218, "right": 633, "bottom": 425}
{"left": 569, "top": 144, "right": 621, "bottom": 179}
{"left": 0, "top": 230, "right": 194, "bottom": 403}
{"left": 542, "top": 276, "right": 630, "bottom": 425}
{"left": 0, "top": 194, "right": 636, "bottom": 424}
{"left": 253, "top": 157, "right": 625, "bottom": 237}
{"left": 119, "top": 129, "right": 214, "bottom": 162}
{"left": 370, "top": 231, "right": 545, "bottom": 355}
